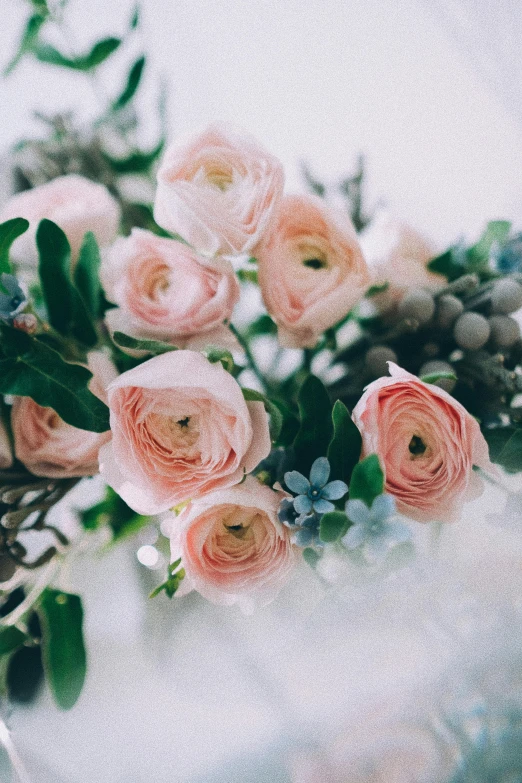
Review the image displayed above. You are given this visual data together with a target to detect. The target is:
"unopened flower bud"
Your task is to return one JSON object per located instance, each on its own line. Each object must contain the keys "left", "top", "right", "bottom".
{"left": 365, "top": 345, "right": 398, "bottom": 377}
{"left": 419, "top": 360, "right": 456, "bottom": 392}
{"left": 488, "top": 315, "right": 520, "bottom": 348}
{"left": 436, "top": 294, "right": 464, "bottom": 328}
{"left": 398, "top": 289, "right": 435, "bottom": 324}
{"left": 453, "top": 312, "right": 490, "bottom": 350}
{"left": 491, "top": 278, "right": 522, "bottom": 314}
{"left": 12, "top": 313, "right": 37, "bottom": 334}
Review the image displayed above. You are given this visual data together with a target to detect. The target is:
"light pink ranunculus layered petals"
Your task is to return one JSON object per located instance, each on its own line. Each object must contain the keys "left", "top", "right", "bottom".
{"left": 257, "top": 194, "right": 370, "bottom": 348}
{"left": 154, "top": 124, "right": 284, "bottom": 256}
{"left": 0, "top": 418, "right": 13, "bottom": 469}
{"left": 170, "top": 477, "right": 295, "bottom": 612}
{"left": 102, "top": 228, "right": 240, "bottom": 349}
{"left": 359, "top": 212, "right": 442, "bottom": 311}
{"left": 0, "top": 174, "right": 121, "bottom": 266}
{"left": 99, "top": 350, "right": 271, "bottom": 514}
{"left": 352, "top": 363, "right": 494, "bottom": 523}
{"left": 11, "top": 351, "right": 118, "bottom": 479}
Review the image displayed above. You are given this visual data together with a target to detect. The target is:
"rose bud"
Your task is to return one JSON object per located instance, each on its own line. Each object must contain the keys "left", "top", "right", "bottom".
{"left": 99, "top": 350, "right": 271, "bottom": 514}
{"left": 257, "top": 194, "right": 370, "bottom": 348}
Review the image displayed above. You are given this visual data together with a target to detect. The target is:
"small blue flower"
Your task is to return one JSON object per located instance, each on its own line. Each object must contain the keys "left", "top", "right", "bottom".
{"left": 491, "top": 233, "right": 522, "bottom": 273}
{"left": 0, "top": 274, "right": 26, "bottom": 323}
{"left": 342, "top": 494, "right": 411, "bottom": 563}
{"left": 277, "top": 498, "right": 322, "bottom": 548}
{"left": 284, "top": 457, "right": 348, "bottom": 515}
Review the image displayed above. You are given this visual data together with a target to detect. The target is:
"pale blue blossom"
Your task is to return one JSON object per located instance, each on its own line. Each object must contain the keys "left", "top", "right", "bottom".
{"left": 342, "top": 494, "right": 411, "bottom": 562}
{"left": 284, "top": 457, "right": 348, "bottom": 516}
{"left": 277, "top": 498, "right": 322, "bottom": 548}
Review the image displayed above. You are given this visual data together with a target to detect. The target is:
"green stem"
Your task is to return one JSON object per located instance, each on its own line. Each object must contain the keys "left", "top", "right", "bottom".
{"left": 229, "top": 323, "right": 267, "bottom": 391}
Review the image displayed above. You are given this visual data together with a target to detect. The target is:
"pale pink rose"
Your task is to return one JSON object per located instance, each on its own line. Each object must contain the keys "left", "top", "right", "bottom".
{"left": 101, "top": 228, "right": 240, "bottom": 348}
{"left": 0, "top": 175, "right": 121, "bottom": 266}
{"left": 352, "top": 363, "right": 493, "bottom": 522}
{"left": 170, "top": 477, "right": 295, "bottom": 611}
{"left": 257, "top": 194, "right": 370, "bottom": 348}
{"left": 359, "top": 212, "right": 442, "bottom": 311}
{"left": 0, "top": 418, "right": 13, "bottom": 469}
{"left": 99, "top": 350, "right": 271, "bottom": 514}
{"left": 154, "top": 124, "right": 284, "bottom": 256}
{"left": 11, "top": 351, "right": 118, "bottom": 478}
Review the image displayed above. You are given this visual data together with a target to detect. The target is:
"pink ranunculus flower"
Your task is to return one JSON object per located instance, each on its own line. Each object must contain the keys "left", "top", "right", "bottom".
{"left": 359, "top": 212, "right": 442, "bottom": 311}
{"left": 101, "top": 228, "right": 240, "bottom": 349}
{"left": 170, "top": 477, "right": 295, "bottom": 612}
{"left": 153, "top": 124, "right": 284, "bottom": 256}
{"left": 0, "top": 418, "right": 13, "bottom": 469}
{"left": 352, "top": 363, "right": 494, "bottom": 523}
{"left": 0, "top": 175, "right": 121, "bottom": 266}
{"left": 99, "top": 350, "right": 271, "bottom": 514}
{"left": 11, "top": 351, "right": 118, "bottom": 479}
{"left": 256, "top": 194, "right": 370, "bottom": 348}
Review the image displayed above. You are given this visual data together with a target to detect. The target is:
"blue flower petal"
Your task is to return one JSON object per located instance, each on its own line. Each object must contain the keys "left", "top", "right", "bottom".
{"left": 385, "top": 521, "right": 412, "bottom": 543}
{"left": 313, "top": 498, "right": 335, "bottom": 514}
{"left": 321, "top": 480, "right": 349, "bottom": 501}
{"left": 345, "top": 498, "right": 370, "bottom": 526}
{"left": 299, "top": 514, "right": 317, "bottom": 529}
{"left": 284, "top": 470, "right": 310, "bottom": 495}
{"left": 294, "top": 494, "right": 313, "bottom": 514}
{"left": 342, "top": 524, "right": 367, "bottom": 549}
{"left": 309, "top": 457, "right": 330, "bottom": 488}
{"left": 293, "top": 528, "right": 314, "bottom": 547}
{"left": 364, "top": 535, "right": 389, "bottom": 563}
{"left": 371, "top": 494, "right": 396, "bottom": 522}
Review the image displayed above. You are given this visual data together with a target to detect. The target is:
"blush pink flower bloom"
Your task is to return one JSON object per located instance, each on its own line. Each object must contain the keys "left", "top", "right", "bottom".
{"left": 154, "top": 124, "right": 284, "bottom": 256}
{"left": 257, "top": 194, "right": 370, "bottom": 348}
{"left": 0, "top": 419, "right": 13, "bottom": 469}
{"left": 352, "top": 363, "right": 493, "bottom": 523}
{"left": 99, "top": 350, "right": 271, "bottom": 514}
{"left": 0, "top": 174, "right": 121, "bottom": 266}
{"left": 170, "top": 477, "right": 295, "bottom": 612}
{"left": 101, "top": 228, "right": 240, "bottom": 350}
{"left": 11, "top": 351, "right": 118, "bottom": 478}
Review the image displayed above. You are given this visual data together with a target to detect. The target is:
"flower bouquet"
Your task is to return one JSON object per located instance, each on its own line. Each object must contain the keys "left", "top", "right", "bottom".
{"left": 1, "top": 3, "right": 522, "bottom": 758}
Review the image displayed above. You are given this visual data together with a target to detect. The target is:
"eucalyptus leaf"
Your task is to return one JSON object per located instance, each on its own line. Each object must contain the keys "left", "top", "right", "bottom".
{"left": 242, "top": 388, "right": 283, "bottom": 442}
{"left": 112, "top": 55, "right": 145, "bottom": 110}
{"left": 293, "top": 375, "right": 333, "bottom": 475}
{"left": 39, "top": 589, "right": 86, "bottom": 710}
{"left": 34, "top": 36, "right": 121, "bottom": 71}
{"left": 112, "top": 331, "right": 177, "bottom": 355}
{"left": 0, "top": 625, "right": 27, "bottom": 656}
{"left": 319, "top": 510, "right": 350, "bottom": 543}
{"left": 327, "top": 400, "right": 362, "bottom": 485}
{"left": 349, "top": 453, "right": 384, "bottom": 507}
{"left": 0, "top": 325, "right": 110, "bottom": 432}
{"left": 0, "top": 218, "right": 30, "bottom": 276}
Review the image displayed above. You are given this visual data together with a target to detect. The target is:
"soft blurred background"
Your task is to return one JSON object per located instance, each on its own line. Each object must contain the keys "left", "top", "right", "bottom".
{"left": 2, "top": 1, "right": 522, "bottom": 781}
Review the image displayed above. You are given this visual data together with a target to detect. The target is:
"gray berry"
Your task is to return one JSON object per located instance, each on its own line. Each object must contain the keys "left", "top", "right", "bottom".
{"left": 398, "top": 289, "right": 435, "bottom": 324}
{"left": 488, "top": 315, "right": 520, "bottom": 348}
{"left": 419, "top": 360, "right": 456, "bottom": 392}
{"left": 436, "top": 294, "right": 464, "bottom": 328}
{"left": 491, "top": 279, "right": 522, "bottom": 314}
{"left": 365, "top": 346, "right": 397, "bottom": 377}
{"left": 0, "top": 555, "right": 16, "bottom": 583}
{"left": 453, "top": 312, "right": 491, "bottom": 350}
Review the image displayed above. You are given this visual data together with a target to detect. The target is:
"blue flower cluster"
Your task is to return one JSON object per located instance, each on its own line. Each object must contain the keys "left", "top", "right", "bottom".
{"left": 0, "top": 273, "right": 26, "bottom": 323}
{"left": 342, "top": 495, "right": 411, "bottom": 563}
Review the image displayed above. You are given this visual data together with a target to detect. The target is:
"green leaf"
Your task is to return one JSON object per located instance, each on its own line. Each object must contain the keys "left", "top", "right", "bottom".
{"left": 150, "top": 560, "right": 185, "bottom": 599}
{"left": 0, "top": 325, "right": 110, "bottom": 432}
{"left": 245, "top": 314, "right": 277, "bottom": 338}
{"left": 112, "top": 55, "right": 146, "bottom": 110}
{"left": 30, "top": 0, "right": 49, "bottom": 14}
{"left": 81, "top": 487, "right": 149, "bottom": 540}
{"left": 427, "top": 248, "right": 466, "bottom": 282}
{"left": 366, "top": 282, "right": 389, "bottom": 297}
{"left": 237, "top": 269, "right": 258, "bottom": 284}
{"left": 206, "top": 347, "right": 234, "bottom": 373}
{"left": 34, "top": 36, "right": 121, "bottom": 71}
{"left": 349, "top": 453, "right": 384, "bottom": 507}
{"left": 484, "top": 427, "right": 522, "bottom": 473}
{"left": 4, "top": 14, "right": 46, "bottom": 76}
{"left": 242, "top": 388, "right": 283, "bottom": 442}
{"left": 103, "top": 139, "right": 165, "bottom": 174}
{"left": 327, "top": 400, "right": 362, "bottom": 485}
{"left": 468, "top": 220, "right": 512, "bottom": 267}
{"left": 420, "top": 371, "right": 457, "bottom": 385}
{"left": 293, "top": 375, "right": 333, "bottom": 475}
{"left": 0, "top": 218, "right": 30, "bottom": 276}
{"left": 130, "top": 3, "right": 140, "bottom": 28}
{"left": 74, "top": 232, "right": 102, "bottom": 319}
{"left": 112, "top": 331, "right": 177, "bottom": 355}
{"left": 39, "top": 589, "right": 86, "bottom": 710}
{"left": 319, "top": 511, "right": 350, "bottom": 543}
{"left": 37, "top": 219, "right": 97, "bottom": 346}
{"left": 0, "top": 625, "right": 27, "bottom": 656}
{"left": 302, "top": 547, "right": 320, "bottom": 568}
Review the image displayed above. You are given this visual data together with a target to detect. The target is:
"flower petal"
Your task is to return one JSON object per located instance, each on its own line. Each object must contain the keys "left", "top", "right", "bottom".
{"left": 345, "top": 498, "right": 370, "bottom": 526}
{"left": 342, "top": 524, "right": 367, "bottom": 549}
{"left": 322, "top": 480, "right": 349, "bottom": 500}
{"left": 293, "top": 528, "right": 314, "bottom": 547}
{"left": 299, "top": 514, "right": 317, "bottom": 528}
{"left": 309, "top": 456, "right": 330, "bottom": 488}
{"left": 371, "top": 493, "right": 396, "bottom": 522}
{"left": 313, "top": 498, "right": 335, "bottom": 514}
{"left": 284, "top": 470, "right": 310, "bottom": 495}
{"left": 294, "top": 494, "right": 313, "bottom": 514}
{"left": 385, "top": 521, "right": 412, "bottom": 543}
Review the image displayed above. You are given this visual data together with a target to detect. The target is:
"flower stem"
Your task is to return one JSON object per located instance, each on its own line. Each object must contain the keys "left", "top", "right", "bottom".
{"left": 229, "top": 323, "right": 267, "bottom": 391}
